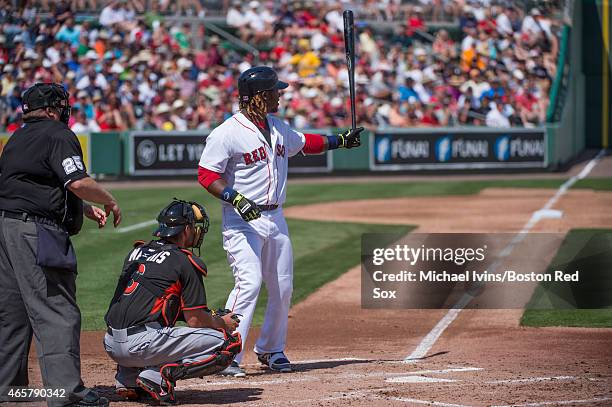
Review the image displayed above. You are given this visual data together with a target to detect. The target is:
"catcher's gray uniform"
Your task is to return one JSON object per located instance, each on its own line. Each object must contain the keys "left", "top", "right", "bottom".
{"left": 104, "top": 240, "right": 241, "bottom": 402}
{"left": 103, "top": 324, "right": 231, "bottom": 388}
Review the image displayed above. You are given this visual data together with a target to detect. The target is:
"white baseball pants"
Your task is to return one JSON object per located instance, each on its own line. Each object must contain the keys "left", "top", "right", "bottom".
{"left": 222, "top": 206, "right": 293, "bottom": 364}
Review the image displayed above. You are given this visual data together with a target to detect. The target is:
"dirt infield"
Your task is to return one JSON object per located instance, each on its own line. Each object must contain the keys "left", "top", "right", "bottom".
{"left": 24, "top": 183, "right": 612, "bottom": 406}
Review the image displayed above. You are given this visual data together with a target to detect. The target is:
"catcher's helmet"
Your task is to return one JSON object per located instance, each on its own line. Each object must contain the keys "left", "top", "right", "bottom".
{"left": 22, "top": 83, "right": 71, "bottom": 124}
{"left": 154, "top": 199, "right": 210, "bottom": 250}
{"left": 238, "top": 66, "right": 288, "bottom": 103}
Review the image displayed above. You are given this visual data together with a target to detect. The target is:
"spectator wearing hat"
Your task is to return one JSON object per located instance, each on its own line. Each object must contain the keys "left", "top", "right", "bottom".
{"left": 170, "top": 99, "right": 188, "bottom": 131}
{"left": 153, "top": 103, "right": 173, "bottom": 130}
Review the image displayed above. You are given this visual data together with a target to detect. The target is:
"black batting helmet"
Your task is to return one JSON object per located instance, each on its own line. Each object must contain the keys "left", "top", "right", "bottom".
{"left": 154, "top": 199, "right": 210, "bottom": 250}
{"left": 22, "top": 83, "right": 71, "bottom": 124}
{"left": 238, "top": 66, "right": 288, "bottom": 103}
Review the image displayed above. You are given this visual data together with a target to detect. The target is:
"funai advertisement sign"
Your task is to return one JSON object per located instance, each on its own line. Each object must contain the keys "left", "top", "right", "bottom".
{"left": 371, "top": 129, "right": 546, "bottom": 170}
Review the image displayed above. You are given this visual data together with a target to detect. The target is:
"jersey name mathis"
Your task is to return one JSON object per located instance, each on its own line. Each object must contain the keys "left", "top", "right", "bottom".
{"left": 243, "top": 143, "right": 286, "bottom": 165}
{"left": 129, "top": 247, "right": 171, "bottom": 264}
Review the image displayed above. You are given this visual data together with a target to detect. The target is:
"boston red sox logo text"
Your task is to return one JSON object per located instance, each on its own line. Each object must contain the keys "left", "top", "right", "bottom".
{"left": 243, "top": 146, "right": 268, "bottom": 165}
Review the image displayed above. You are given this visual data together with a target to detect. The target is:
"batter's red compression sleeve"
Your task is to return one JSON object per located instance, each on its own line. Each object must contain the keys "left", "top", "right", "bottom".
{"left": 303, "top": 133, "right": 326, "bottom": 154}
{"left": 198, "top": 166, "right": 221, "bottom": 189}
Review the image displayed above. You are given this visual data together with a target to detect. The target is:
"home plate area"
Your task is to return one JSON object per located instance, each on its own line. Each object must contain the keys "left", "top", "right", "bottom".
{"left": 163, "top": 357, "right": 612, "bottom": 406}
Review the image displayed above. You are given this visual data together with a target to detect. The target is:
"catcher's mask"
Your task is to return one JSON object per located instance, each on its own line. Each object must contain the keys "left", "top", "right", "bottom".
{"left": 153, "top": 198, "right": 209, "bottom": 252}
{"left": 22, "top": 83, "right": 72, "bottom": 124}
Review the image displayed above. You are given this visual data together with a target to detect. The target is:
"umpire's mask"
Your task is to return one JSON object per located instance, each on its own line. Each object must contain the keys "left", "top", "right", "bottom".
{"left": 22, "top": 83, "right": 72, "bottom": 124}
{"left": 154, "top": 199, "right": 210, "bottom": 253}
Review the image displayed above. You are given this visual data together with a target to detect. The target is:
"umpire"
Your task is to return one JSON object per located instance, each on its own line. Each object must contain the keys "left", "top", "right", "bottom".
{"left": 0, "top": 83, "right": 122, "bottom": 407}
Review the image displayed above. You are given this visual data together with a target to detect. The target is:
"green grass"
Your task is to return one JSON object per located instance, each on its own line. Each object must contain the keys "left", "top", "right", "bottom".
{"left": 521, "top": 229, "right": 612, "bottom": 328}
{"left": 74, "top": 186, "right": 411, "bottom": 330}
{"left": 284, "top": 178, "right": 568, "bottom": 207}
{"left": 573, "top": 177, "right": 612, "bottom": 191}
{"left": 74, "top": 177, "right": 612, "bottom": 330}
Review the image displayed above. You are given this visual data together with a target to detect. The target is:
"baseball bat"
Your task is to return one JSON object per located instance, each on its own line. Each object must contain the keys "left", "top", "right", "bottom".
{"left": 343, "top": 9, "right": 357, "bottom": 131}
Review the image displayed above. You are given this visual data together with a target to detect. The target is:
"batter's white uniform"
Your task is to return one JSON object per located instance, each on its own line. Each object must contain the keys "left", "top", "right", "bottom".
{"left": 198, "top": 112, "right": 305, "bottom": 363}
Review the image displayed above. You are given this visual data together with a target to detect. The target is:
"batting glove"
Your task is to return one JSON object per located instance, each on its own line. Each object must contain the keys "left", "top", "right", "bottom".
{"left": 232, "top": 193, "right": 261, "bottom": 222}
{"left": 338, "top": 127, "right": 364, "bottom": 149}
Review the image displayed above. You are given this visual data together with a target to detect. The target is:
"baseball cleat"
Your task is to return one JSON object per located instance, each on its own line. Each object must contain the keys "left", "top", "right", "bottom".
{"left": 219, "top": 361, "right": 247, "bottom": 377}
{"left": 256, "top": 352, "right": 293, "bottom": 373}
{"left": 115, "top": 385, "right": 147, "bottom": 401}
{"left": 136, "top": 376, "right": 176, "bottom": 405}
{"left": 68, "top": 389, "right": 109, "bottom": 406}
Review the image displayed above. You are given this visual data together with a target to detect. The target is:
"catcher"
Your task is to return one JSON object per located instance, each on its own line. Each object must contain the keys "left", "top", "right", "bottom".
{"left": 103, "top": 199, "right": 241, "bottom": 405}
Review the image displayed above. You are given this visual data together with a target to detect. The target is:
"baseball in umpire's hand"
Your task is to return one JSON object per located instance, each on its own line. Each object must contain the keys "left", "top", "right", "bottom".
{"left": 339, "top": 127, "right": 365, "bottom": 149}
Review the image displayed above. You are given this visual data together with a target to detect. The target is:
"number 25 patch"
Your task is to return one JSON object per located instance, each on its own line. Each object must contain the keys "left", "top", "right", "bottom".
{"left": 62, "top": 156, "right": 84, "bottom": 174}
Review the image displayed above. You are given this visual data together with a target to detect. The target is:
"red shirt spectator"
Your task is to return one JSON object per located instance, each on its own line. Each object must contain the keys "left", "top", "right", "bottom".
{"left": 406, "top": 11, "right": 426, "bottom": 37}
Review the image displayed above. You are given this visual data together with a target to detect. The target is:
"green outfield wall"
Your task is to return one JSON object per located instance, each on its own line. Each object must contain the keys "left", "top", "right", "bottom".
{"left": 581, "top": 0, "right": 611, "bottom": 149}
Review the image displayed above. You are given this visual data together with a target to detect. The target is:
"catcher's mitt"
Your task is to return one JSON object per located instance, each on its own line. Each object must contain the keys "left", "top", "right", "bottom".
{"left": 210, "top": 308, "right": 242, "bottom": 323}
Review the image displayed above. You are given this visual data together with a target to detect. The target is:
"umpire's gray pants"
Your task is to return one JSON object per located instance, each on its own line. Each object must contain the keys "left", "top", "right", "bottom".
{"left": 104, "top": 324, "right": 227, "bottom": 387}
{"left": 0, "top": 217, "right": 89, "bottom": 406}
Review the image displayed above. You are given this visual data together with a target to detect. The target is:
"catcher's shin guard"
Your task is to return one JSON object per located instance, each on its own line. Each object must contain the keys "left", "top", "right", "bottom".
{"left": 161, "top": 330, "right": 242, "bottom": 382}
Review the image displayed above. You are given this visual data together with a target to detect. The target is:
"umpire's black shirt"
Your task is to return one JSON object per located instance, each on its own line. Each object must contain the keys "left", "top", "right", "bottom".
{"left": 0, "top": 118, "right": 88, "bottom": 221}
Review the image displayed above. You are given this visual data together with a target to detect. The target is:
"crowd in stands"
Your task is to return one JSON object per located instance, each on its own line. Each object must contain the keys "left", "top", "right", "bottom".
{"left": 0, "top": 0, "right": 561, "bottom": 133}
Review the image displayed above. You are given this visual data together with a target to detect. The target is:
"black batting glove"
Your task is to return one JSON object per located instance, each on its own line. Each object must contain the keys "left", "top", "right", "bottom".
{"left": 232, "top": 193, "right": 261, "bottom": 222}
{"left": 338, "top": 127, "right": 364, "bottom": 149}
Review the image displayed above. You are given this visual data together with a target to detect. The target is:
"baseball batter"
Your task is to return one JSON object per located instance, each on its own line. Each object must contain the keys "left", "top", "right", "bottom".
{"left": 198, "top": 66, "right": 363, "bottom": 376}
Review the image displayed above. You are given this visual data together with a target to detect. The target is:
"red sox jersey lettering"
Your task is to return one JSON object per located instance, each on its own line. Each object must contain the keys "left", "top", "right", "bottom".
{"left": 276, "top": 144, "right": 285, "bottom": 158}
{"left": 199, "top": 112, "right": 305, "bottom": 206}
{"left": 243, "top": 146, "right": 268, "bottom": 165}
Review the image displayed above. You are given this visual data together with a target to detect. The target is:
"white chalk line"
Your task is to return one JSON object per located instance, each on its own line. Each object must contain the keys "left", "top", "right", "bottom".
{"left": 404, "top": 149, "right": 606, "bottom": 363}
{"left": 240, "top": 386, "right": 470, "bottom": 407}
{"left": 382, "top": 396, "right": 471, "bottom": 407}
{"left": 279, "top": 388, "right": 392, "bottom": 405}
{"left": 491, "top": 396, "right": 612, "bottom": 407}
{"left": 178, "top": 365, "right": 481, "bottom": 388}
{"left": 486, "top": 376, "right": 576, "bottom": 384}
{"left": 392, "top": 366, "right": 483, "bottom": 374}
{"left": 386, "top": 376, "right": 457, "bottom": 383}
{"left": 116, "top": 219, "right": 157, "bottom": 233}
{"left": 242, "top": 356, "right": 366, "bottom": 367}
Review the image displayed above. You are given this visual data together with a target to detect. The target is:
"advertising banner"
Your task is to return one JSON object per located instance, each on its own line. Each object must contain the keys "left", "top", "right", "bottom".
{"left": 371, "top": 128, "right": 547, "bottom": 170}
{"left": 130, "top": 132, "right": 208, "bottom": 175}
{"left": 129, "top": 131, "right": 330, "bottom": 176}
